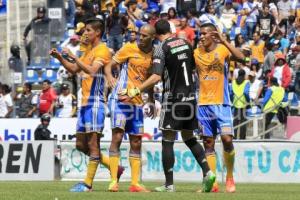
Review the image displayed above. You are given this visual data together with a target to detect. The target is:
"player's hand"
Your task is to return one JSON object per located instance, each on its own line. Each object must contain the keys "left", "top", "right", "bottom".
{"left": 210, "top": 31, "right": 226, "bottom": 44}
{"left": 118, "top": 89, "right": 131, "bottom": 102}
{"left": 49, "top": 48, "right": 62, "bottom": 59}
{"left": 106, "top": 75, "right": 117, "bottom": 89}
{"left": 147, "top": 101, "right": 157, "bottom": 119}
{"left": 62, "top": 48, "right": 77, "bottom": 60}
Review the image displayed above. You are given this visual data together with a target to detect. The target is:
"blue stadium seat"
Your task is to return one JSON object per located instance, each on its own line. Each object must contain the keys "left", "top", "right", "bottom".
{"left": 42, "top": 69, "right": 58, "bottom": 83}
{"left": 26, "top": 69, "right": 40, "bottom": 84}
{"left": 48, "top": 58, "right": 61, "bottom": 69}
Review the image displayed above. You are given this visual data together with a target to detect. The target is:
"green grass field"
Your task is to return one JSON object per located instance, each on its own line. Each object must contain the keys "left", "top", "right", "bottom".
{"left": 1, "top": 182, "right": 300, "bottom": 200}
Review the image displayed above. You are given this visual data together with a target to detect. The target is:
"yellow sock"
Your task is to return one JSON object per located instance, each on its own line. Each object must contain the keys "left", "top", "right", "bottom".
{"left": 207, "top": 153, "right": 217, "bottom": 186}
{"left": 129, "top": 156, "right": 141, "bottom": 186}
{"left": 223, "top": 150, "right": 235, "bottom": 179}
{"left": 84, "top": 160, "right": 99, "bottom": 187}
{"left": 100, "top": 153, "right": 110, "bottom": 169}
{"left": 109, "top": 155, "right": 120, "bottom": 182}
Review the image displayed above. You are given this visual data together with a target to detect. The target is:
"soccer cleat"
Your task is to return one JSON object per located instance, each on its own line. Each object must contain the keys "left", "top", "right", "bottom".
{"left": 155, "top": 184, "right": 175, "bottom": 192}
{"left": 201, "top": 171, "right": 216, "bottom": 193}
{"left": 226, "top": 177, "right": 236, "bottom": 193}
{"left": 129, "top": 184, "right": 151, "bottom": 192}
{"left": 117, "top": 166, "right": 125, "bottom": 182}
{"left": 211, "top": 184, "right": 219, "bottom": 193}
{"left": 69, "top": 182, "right": 92, "bottom": 192}
{"left": 108, "top": 180, "right": 119, "bottom": 192}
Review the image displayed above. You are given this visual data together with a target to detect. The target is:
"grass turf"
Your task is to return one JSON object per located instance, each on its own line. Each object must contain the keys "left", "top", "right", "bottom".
{"left": 0, "top": 182, "right": 300, "bottom": 200}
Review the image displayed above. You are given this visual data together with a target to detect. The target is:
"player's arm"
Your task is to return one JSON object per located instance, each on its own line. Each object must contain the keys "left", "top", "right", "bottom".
{"left": 50, "top": 48, "right": 81, "bottom": 74}
{"left": 104, "top": 59, "right": 120, "bottom": 89}
{"left": 74, "top": 56, "right": 104, "bottom": 76}
{"left": 212, "top": 31, "right": 245, "bottom": 61}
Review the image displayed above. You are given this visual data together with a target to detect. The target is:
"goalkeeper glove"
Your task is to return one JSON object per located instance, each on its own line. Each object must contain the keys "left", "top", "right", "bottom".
{"left": 118, "top": 87, "right": 141, "bottom": 98}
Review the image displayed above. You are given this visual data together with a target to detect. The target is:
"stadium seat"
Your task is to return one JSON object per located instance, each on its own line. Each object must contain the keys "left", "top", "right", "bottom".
{"left": 26, "top": 69, "right": 40, "bottom": 84}
{"left": 48, "top": 58, "right": 61, "bottom": 69}
{"left": 42, "top": 69, "right": 58, "bottom": 83}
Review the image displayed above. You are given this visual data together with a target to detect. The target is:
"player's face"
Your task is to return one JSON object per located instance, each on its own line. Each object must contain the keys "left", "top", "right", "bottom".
{"left": 138, "top": 28, "right": 153, "bottom": 50}
{"left": 84, "top": 24, "right": 100, "bottom": 43}
{"left": 199, "top": 27, "right": 214, "bottom": 48}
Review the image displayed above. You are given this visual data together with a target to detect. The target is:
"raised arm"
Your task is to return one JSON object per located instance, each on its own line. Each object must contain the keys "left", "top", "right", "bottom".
{"left": 49, "top": 48, "right": 80, "bottom": 74}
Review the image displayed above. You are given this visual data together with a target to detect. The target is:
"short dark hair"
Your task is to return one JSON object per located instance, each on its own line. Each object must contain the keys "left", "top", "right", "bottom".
{"left": 85, "top": 18, "right": 105, "bottom": 37}
{"left": 24, "top": 82, "right": 32, "bottom": 91}
{"left": 270, "top": 77, "right": 279, "bottom": 86}
{"left": 1, "top": 84, "right": 11, "bottom": 94}
{"left": 200, "top": 23, "right": 217, "bottom": 31}
{"left": 155, "top": 19, "right": 171, "bottom": 35}
{"left": 43, "top": 79, "right": 51, "bottom": 85}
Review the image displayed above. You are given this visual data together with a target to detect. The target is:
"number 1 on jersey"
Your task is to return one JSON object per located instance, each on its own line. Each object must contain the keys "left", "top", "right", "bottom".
{"left": 182, "top": 62, "right": 190, "bottom": 86}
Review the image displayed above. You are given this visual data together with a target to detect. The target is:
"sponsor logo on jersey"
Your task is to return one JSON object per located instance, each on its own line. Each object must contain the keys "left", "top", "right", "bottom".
{"left": 171, "top": 45, "right": 189, "bottom": 54}
{"left": 168, "top": 39, "right": 186, "bottom": 48}
{"left": 153, "top": 59, "right": 161, "bottom": 64}
{"left": 202, "top": 75, "right": 218, "bottom": 80}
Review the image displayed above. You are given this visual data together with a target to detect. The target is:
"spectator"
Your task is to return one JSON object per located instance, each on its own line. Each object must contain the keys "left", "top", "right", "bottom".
{"left": 15, "top": 83, "right": 37, "bottom": 118}
{"left": 199, "top": 4, "right": 224, "bottom": 32}
{"left": 250, "top": 32, "right": 265, "bottom": 65}
{"left": 176, "top": 17, "right": 195, "bottom": 47}
{"left": 230, "top": 9, "right": 247, "bottom": 41}
{"left": 55, "top": 83, "right": 77, "bottom": 118}
{"left": 74, "top": 5, "right": 94, "bottom": 27}
{"left": 277, "top": 0, "right": 293, "bottom": 23}
{"left": 126, "top": 0, "right": 143, "bottom": 30}
{"left": 39, "top": 80, "right": 57, "bottom": 116}
{"left": 160, "top": 11, "right": 176, "bottom": 34}
{"left": 234, "top": 33, "right": 248, "bottom": 49}
{"left": 65, "top": 0, "right": 76, "bottom": 25}
{"left": 292, "top": 0, "right": 300, "bottom": 18}
{"left": 250, "top": 58, "right": 263, "bottom": 79}
{"left": 177, "top": 0, "right": 197, "bottom": 16}
{"left": 264, "top": 0, "right": 279, "bottom": 23}
{"left": 249, "top": 71, "right": 263, "bottom": 103}
{"left": 242, "top": 0, "right": 259, "bottom": 41}
{"left": 63, "top": 34, "right": 81, "bottom": 56}
{"left": 161, "top": 0, "right": 177, "bottom": 13}
{"left": 0, "top": 84, "right": 13, "bottom": 118}
{"left": 256, "top": 4, "right": 277, "bottom": 41}
{"left": 262, "top": 77, "right": 285, "bottom": 139}
{"left": 231, "top": 69, "right": 250, "bottom": 139}
{"left": 168, "top": 7, "right": 180, "bottom": 28}
{"left": 270, "top": 54, "right": 292, "bottom": 90}
{"left": 263, "top": 42, "right": 276, "bottom": 72}
{"left": 34, "top": 114, "right": 55, "bottom": 140}
{"left": 220, "top": 0, "right": 236, "bottom": 33}
{"left": 23, "top": 6, "right": 50, "bottom": 65}
{"left": 106, "top": 7, "right": 128, "bottom": 52}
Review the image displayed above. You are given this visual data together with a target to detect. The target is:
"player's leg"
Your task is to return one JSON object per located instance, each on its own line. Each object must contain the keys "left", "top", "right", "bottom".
{"left": 108, "top": 128, "right": 124, "bottom": 192}
{"left": 154, "top": 130, "right": 176, "bottom": 192}
{"left": 197, "top": 105, "right": 219, "bottom": 192}
{"left": 218, "top": 105, "right": 236, "bottom": 193}
{"left": 127, "top": 105, "right": 149, "bottom": 192}
{"left": 108, "top": 100, "right": 127, "bottom": 191}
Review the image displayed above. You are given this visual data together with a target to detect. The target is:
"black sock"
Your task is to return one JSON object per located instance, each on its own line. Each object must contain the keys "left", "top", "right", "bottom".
{"left": 185, "top": 137, "right": 210, "bottom": 177}
{"left": 162, "top": 140, "right": 175, "bottom": 186}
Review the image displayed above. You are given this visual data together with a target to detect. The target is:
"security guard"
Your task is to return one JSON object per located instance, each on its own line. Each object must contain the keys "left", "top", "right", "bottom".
{"left": 262, "top": 77, "right": 285, "bottom": 139}
{"left": 34, "top": 113, "right": 55, "bottom": 140}
{"left": 232, "top": 69, "right": 250, "bottom": 139}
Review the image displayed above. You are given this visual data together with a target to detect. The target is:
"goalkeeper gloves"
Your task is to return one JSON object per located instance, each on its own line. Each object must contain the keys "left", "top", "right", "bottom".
{"left": 119, "top": 87, "right": 141, "bottom": 98}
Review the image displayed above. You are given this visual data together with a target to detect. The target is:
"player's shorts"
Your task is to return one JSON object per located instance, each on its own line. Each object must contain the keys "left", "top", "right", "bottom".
{"left": 159, "top": 100, "right": 198, "bottom": 131}
{"left": 197, "top": 104, "right": 234, "bottom": 137}
{"left": 76, "top": 103, "right": 106, "bottom": 134}
{"left": 109, "top": 99, "right": 144, "bottom": 135}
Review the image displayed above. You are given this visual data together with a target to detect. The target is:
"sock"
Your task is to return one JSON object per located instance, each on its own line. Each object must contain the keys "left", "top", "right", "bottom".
{"left": 206, "top": 152, "right": 217, "bottom": 186}
{"left": 100, "top": 153, "right": 110, "bottom": 169}
{"left": 185, "top": 138, "right": 210, "bottom": 177}
{"left": 223, "top": 150, "right": 235, "bottom": 179}
{"left": 109, "top": 151, "right": 120, "bottom": 182}
{"left": 162, "top": 140, "right": 175, "bottom": 186}
{"left": 129, "top": 152, "right": 141, "bottom": 186}
{"left": 84, "top": 157, "right": 100, "bottom": 187}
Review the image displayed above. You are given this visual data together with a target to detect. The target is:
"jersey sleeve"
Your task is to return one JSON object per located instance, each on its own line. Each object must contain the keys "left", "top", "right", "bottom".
{"left": 113, "top": 43, "right": 132, "bottom": 64}
{"left": 94, "top": 45, "right": 112, "bottom": 66}
{"left": 221, "top": 44, "right": 231, "bottom": 59}
{"left": 151, "top": 43, "right": 166, "bottom": 76}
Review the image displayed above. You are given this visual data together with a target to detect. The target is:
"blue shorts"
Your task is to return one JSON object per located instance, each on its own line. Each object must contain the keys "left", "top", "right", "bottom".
{"left": 76, "top": 103, "right": 106, "bottom": 134}
{"left": 197, "top": 105, "right": 234, "bottom": 137}
{"left": 109, "top": 100, "right": 144, "bottom": 135}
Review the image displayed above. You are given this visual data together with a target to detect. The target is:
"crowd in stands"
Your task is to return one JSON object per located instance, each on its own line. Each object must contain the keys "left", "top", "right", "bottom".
{"left": 3, "top": 0, "right": 300, "bottom": 138}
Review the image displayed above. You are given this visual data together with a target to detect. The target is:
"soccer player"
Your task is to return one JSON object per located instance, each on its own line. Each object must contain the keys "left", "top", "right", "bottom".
{"left": 50, "top": 18, "right": 123, "bottom": 192}
{"left": 104, "top": 24, "right": 156, "bottom": 192}
{"left": 122, "top": 19, "right": 216, "bottom": 192}
{"left": 194, "top": 23, "right": 245, "bottom": 193}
